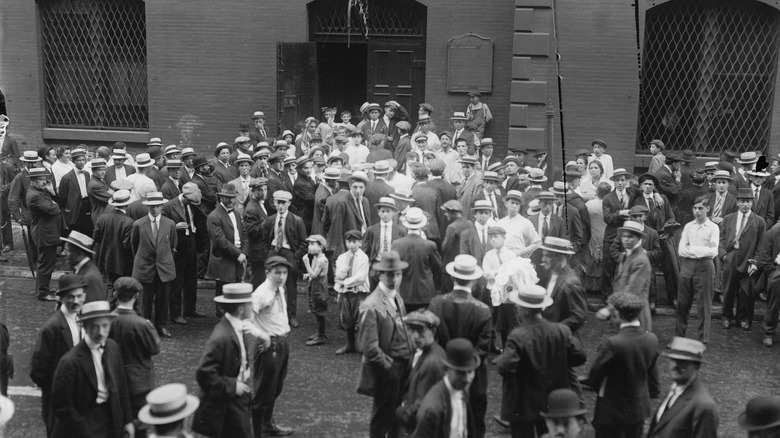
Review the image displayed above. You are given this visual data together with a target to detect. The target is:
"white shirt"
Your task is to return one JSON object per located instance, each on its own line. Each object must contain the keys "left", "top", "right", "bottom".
{"left": 475, "top": 221, "right": 489, "bottom": 245}
{"left": 74, "top": 256, "right": 89, "bottom": 274}
{"left": 354, "top": 195, "right": 368, "bottom": 234}
{"left": 61, "top": 307, "right": 80, "bottom": 347}
{"left": 736, "top": 210, "right": 751, "bottom": 235}
{"left": 114, "top": 165, "right": 127, "bottom": 181}
{"left": 379, "top": 221, "right": 393, "bottom": 260}
{"left": 224, "top": 312, "right": 250, "bottom": 382}
{"left": 334, "top": 248, "right": 370, "bottom": 292}
{"left": 546, "top": 272, "right": 558, "bottom": 297}
{"left": 537, "top": 214, "right": 551, "bottom": 236}
{"left": 252, "top": 280, "right": 290, "bottom": 336}
{"left": 222, "top": 203, "right": 241, "bottom": 248}
{"left": 75, "top": 169, "right": 88, "bottom": 197}
{"left": 678, "top": 219, "right": 719, "bottom": 259}
{"left": 444, "top": 375, "right": 467, "bottom": 438}
{"left": 84, "top": 337, "right": 109, "bottom": 404}
{"left": 496, "top": 214, "right": 541, "bottom": 258}
{"left": 52, "top": 160, "right": 74, "bottom": 188}
{"left": 615, "top": 189, "right": 629, "bottom": 208}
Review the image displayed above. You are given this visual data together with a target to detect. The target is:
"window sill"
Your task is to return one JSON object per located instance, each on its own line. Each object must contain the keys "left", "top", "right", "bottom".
{"left": 42, "top": 128, "right": 149, "bottom": 143}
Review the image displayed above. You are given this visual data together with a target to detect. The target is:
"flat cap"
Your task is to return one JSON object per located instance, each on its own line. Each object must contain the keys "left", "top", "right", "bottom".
{"left": 487, "top": 226, "right": 506, "bottom": 235}
{"left": 306, "top": 234, "right": 327, "bottom": 247}
{"left": 114, "top": 276, "right": 143, "bottom": 295}
{"left": 344, "top": 230, "right": 363, "bottom": 241}
{"left": 440, "top": 200, "right": 463, "bottom": 212}
{"left": 403, "top": 309, "right": 441, "bottom": 329}
{"left": 249, "top": 177, "right": 268, "bottom": 188}
{"left": 608, "top": 292, "right": 646, "bottom": 311}
{"left": 273, "top": 190, "right": 293, "bottom": 201}
{"left": 265, "top": 255, "right": 291, "bottom": 270}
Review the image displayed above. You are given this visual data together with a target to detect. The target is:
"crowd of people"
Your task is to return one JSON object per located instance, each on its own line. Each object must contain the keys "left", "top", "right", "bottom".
{"left": 0, "top": 100, "right": 780, "bottom": 437}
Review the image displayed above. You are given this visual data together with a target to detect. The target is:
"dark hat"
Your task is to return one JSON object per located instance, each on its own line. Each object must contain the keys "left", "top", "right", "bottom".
{"left": 441, "top": 338, "right": 481, "bottom": 371}
{"left": 138, "top": 383, "right": 200, "bottom": 426}
{"left": 191, "top": 155, "right": 209, "bottom": 169}
{"left": 440, "top": 199, "right": 463, "bottom": 212}
{"left": 113, "top": 276, "right": 143, "bottom": 296}
{"left": 372, "top": 250, "right": 409, "bottom": 272}
{"left": 217, "top": 183, "right": 239, "bottom": 198}
{"left": 56, "top": 273, "right": 87, "bottom": 296}
{"left": 310, "top": 135, "right": 323, "bottom": 144}
{"left": 419, "top": 103, "right": 434, "bottom": 113}
{"left": 238, "top": 122, "right": 251, "bottom": 131}
{"left": 592, "top": 139, "right": 608, "bottom": 148}
{"left": 147, "top": 145, "right": 163, "bottom": 160}
{"left": 574, "top": 148, "right": 591, "bottom": 157}
{"left": 664, "top": 151, "right": 683, "bottom": 164}
{"left": 681, "top": 149, "right": 696, "bottom": 162}
{"left": 638, "top": 173, "right": 660, "bottom": 188}
{"left": 628, "top": 205, "right": 649, "bottom": 216}
{"left": 691, "top": 170, "right": 707, "bottom": 184}
{"left": 487, "top": 226, "right": 506, "bottom": 236}
{"left": 265, "top": 256, "right": 292, "bottom": 270}
{"left": 467, "top": 90, "right": 482, "bottom": 97}
{"left": 214, "top": 142, "right": 232, "bottom": 157}
{"left": 77, "top": 301, "right": 117, "bottom": 323}
{"left": 60, "top": 231, "right": 95, "bottom": 254}
{"left": 403, "top": 309, "right": 441, "bottom": 329}
{"left": 541, "top": 389, "right": 588, "bottom": 418}
{"left": 344, "top": 230, "right": 363, "bottom": 241}
{"left": 438, "top": 130, "right": 453, "bottom": 140}
{"left": 664, "top": 336, "right": 707, "bottom": 363}
{"left": 738, "top": 396, "right": 780, "bottom": 432}
{"left": 649, "top": 139, "right": 665, "bottom": 150}
{"left": 723, "top": 149, "right": 739, "bottom": 158}
{"left": 736, "top": 188, "right": 755, "bottom": 199}
{"left": 607, "top": 292, "right": 646, "bottom": 311}
{"left": 214, "top": 283, "right": 253, "bottom": 304}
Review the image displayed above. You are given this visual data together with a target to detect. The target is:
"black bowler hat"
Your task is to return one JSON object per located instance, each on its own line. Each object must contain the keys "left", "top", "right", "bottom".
{"left": 441, "top": 338, "right": 480, "bottom": 372}
{"left": 739, "top": 396, "right": 780, "bottom": 431}
{"left": 541, "top": 389, "right": 588, "bottom": 418}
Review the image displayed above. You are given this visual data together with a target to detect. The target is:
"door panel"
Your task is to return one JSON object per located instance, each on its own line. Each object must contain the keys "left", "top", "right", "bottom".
{"left": 367, "top": 43, "right": 424, "bottom": 112}
{"left": 277, "top": 42, "right": 317, "bottom": 134}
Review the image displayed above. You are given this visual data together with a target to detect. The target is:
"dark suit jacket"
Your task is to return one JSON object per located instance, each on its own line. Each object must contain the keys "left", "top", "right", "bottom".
{"left": 264, "top": 169, "right": 288, "bottom": 215}
{"left": 556, "top": 203, "right": 585, "bottom": 253}
{"left": 242, "top": 197, "right": 268, "bottom": 264}
{"left": 528, "top": 212, "right": 567, "bottom": 266}
{"left": 629, "top": 193, "right": 674, "bottom": 235}
{"left": 541, "top": 266, "right": 588, "bottom": 334}
{"left": 126, "top": 199, "right": 149, "bottom": 221}
{"left": 647, "top": 377, "right": 719, "bottom": 438}
{"left": 584, "top": 325, "right": 660, "bottom": 427}
{"left": 459, "top": 222, "right": 490, "bottom": 265}
{"left": 262, "top": 210, "right": 308, "bottom": 261}
{"left": 719, "top": 211, "right": 765, "bottom": 273}
{"left": 160, "top": 177, "right": 181, "bottom": 200}
{"left": 752, "top": 186, "right": 775, "bottom": 227}
{"left": 412, "top": 182, "right": 441, "bottom": 229}
{"left": 361, "top": 118, "right": 389, "bottom": 140}
{"left": 427, "top": 177, "right": 458, "bottom": 233}
{"left": 429, "top": 290, "right": 492, "bottom": 396}
{"left": 614, "top": 248, "right": 652, "bottom": 298}
{"left": 706, "top": 191, "right": 738, "bottom": 220}
{"left": 212, "top": 160, "right": 239, "bottom": 186}
{"left": 50, "top": 339, "right": 132, "bottom": 438}
{"left": 191, "top": 173, "right": 217, "bottom": 214}
{"left": 8, "top": 169, "right": 31, "bottom": 223}
{"left": 109, "top": 308, "right": 160, "bottom": 396}
{"left": 441, "top": 217, "right": 471, "bottom": 265}
{"left": 161, "top": 196, "right": 202, "bottom": 256}
{"left": 393, "top": 234, "right": 443, "bottom": 305}
{"left": 0, "top": 135, "right": 21, "bottom": 171}
{"left": 458, "top": 174, "right": 483, "bottom": 220}
{"left": 146, "top": 166, "right": 167, "bottom": 190}
{"left": 76, "top": 259, "right": 105, "bottom": 303}
{"left": 653, "top": 165, "right": 681, "bottom": 203}
{"left": 292, "top": 172, "right": 317, "bottom": 232}
{"left": 609, "top": 225, "right": 662, "bottom": 267}
{"left": 495, "top": 318, "right": 587, "bottom": 422}
{"left": 394, "top": 136, "right": 412, "bottom": 173}
{"left": 602, "top": 189, "right": 633, "bottom": 243}
{"left": 28, "top": 185, "right": 65, "bottom": 247}
{"left": 362, "top": 220, "right": 407, "bottom": 262}
{"left": 412, "top": 380, "right": 476, "bottom": 438}
{"left": 207, "top": 204, "right": 246, "bottom": 282}
{"left": 322, "top": 191, "right": 372, "bottom": 254}
{"left": 474, "top": 189, "right": 505, "bottom": 220}
{"left": 192, "top": 317, "right": 252, "bottom": 438}
{"left": 365, "top": 178, "right": 395, "bottom": 225}
{"left": 398, "top": 343, "right": 446, "bottom": 428}
{"left": 104, "top": 164, "right": 135, "bottom": 187}
{"left": 86, "top": 176, "right": 110, "bottom": 225}
{"left": 30, "top": 311, "right": 75, "bottom": 392}
{"left": 312, "top": 184, "right": 337, "bottom": 235}
{"left": 249, "top": 127, "right": 268, "bottom": 146}
{"left": 93, "top": 209, "right": 134, "bottom": 276}
{"left": 131, "top": 214, "right": 178, "bottom": 283}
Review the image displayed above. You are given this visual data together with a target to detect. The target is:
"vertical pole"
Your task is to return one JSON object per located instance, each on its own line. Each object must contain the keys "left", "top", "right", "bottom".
{"left": 545, "top": 104, "right": 555, "bottom": 182}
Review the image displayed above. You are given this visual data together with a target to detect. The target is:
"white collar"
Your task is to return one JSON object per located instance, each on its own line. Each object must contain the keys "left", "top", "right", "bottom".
{"left": 84, "top": 336, "right": 103, "bottom": 351}
{"left": 148, "top": 213, "right": 160, "bottom": 222}
{"left": 620, "top": 321, "right": 641, "bottom": 328}
{"left": 73, "top": 257, "right": 89, "bottom": 272}
{"left": 224, "top": 312, "right": 244, "bottom": 332}
{"left": 378, "top": 282, "right": 398, "bottom": 300}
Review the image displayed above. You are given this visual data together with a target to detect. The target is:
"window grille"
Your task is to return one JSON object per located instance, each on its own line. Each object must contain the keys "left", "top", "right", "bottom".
{"left": 637, "top": 0, "right": 780, "bottom": 154}
{"left": 40, "top": 0, "right": 148, "bottom": 131}
{"left": 310, "top": 0, "right": 425, "bottom": 37}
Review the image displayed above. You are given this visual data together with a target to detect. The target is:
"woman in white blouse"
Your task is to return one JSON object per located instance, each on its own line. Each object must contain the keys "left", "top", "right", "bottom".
{"left": 578, "top": 160, "right": 614, "bottom": 201}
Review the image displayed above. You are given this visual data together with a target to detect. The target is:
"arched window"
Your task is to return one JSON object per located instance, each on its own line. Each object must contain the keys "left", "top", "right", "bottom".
{"left": 637, "top": 0, "right": 780, "bottom": 153}
{"left": 39, "top": 0, "right": 148, "bottom": 130}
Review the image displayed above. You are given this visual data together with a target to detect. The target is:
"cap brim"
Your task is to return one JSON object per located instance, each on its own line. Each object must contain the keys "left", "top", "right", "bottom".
{"left": 662, "top": 351, "right": 708, "bottom": 364}
{"left": 374, "top": 202, "right": 398, "bottom": 210}
{"left": 137, "top": 395, "right": 200, "bottom": 425}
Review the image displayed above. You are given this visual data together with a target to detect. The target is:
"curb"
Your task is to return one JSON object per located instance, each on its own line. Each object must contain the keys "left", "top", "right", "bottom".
{"left": 0, "top": 265, "right": 217, "bottom": 290}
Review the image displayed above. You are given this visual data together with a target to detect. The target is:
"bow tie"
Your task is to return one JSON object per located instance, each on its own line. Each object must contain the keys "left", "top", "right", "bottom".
{"left": 226, "top": 208, "right": 234, "bottom": 214}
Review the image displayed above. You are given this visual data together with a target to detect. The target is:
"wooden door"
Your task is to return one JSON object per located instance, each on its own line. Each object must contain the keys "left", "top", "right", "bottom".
{"left": 367, "top": 42, "right": 425, "bottom": 112}
{"left": 277, "top": 42, "right": 318, "bottom": 134}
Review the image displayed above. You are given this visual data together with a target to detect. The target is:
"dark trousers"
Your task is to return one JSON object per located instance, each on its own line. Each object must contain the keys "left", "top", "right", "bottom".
{"left": 142, "top": 277, "right": 169, "bottom": 329}
{"left": 763, "top": 268, "right": 780, "bottom": 337}
{"left": 41, "top": 388, "right": 54, "bottom": 437}
{"left": 510, "top": 420, "right": 547, "bottom": 438}
{"left": 36, "top": 245, "right": 57, "bottom": 295}
{"left": 722, "top": 259, "right": 754, "bottom": 325}
{"left": 370, "top": 359, "right": 408, "bottom": 438}
{"left": 68, "top": 199, "right": 93, "bottom": 237}
{"left": 84, "top": 401, "right": 113, "bottom": 438}
{"left": 602, "top": 236, "right": 617, "bottom": 296}
{"left": 252, "top": 336, "right": 289, "bottom": 437}
{"left": 251, "top": 260, "right": 266, "bottom": 290}
{"left": 171, "top": 238, "right": 197, "bottom": 317}
{"left": 593, "top": 422, "right": 644, "bottom": 438}
{"left": 676, "top": 258, "right": 714, "bottom": 343}
{"left": 471, "top": 393, "right": 487, "bottom": 438}
{"left": 659, "top": 236, "right": 679, "bottom": 303}
{"left": 268, "top": 247, "right": 298, "bottom": 318}
{"left": 0, "top": 197, "right": 11, "bottom": 248}
{"left": 130, "top": 392, "right": 149, "bottom": 438}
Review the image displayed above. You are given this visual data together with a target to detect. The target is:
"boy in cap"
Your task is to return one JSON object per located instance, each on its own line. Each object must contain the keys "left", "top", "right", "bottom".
{"left": 362, "top": 197, "right": 406, "bottom": 289}
{"left": 302, "top": 234, "right": 329, "bottom": 346}
{"left": 243, "top": 177, "right": 269, "bottom": 289}
{"left": 396, "top": 309, "right": 446, "bottom": 434}
{"left": 465, "top": 91, "right": 492, "bottom": 141}
{"left": 334, "top": 230, "right": 371, "bottom": 354}
{"left": 612, "top": 221, "right": 653, "bottom": 330}
{"left": 583, "top": 292, "right": 660, "bottom": 438}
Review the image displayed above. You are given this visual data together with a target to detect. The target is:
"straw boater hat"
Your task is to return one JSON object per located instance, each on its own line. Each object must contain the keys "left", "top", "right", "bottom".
{"left": 180, "top": 147, "right": 196, "bottom": 159}
{"left": 390, "top": 188, "right": 414, "bottom": 203}
{"left": 450, "top": 112, "right": 468, "bottom": 121}
{"left": 147, "top": 137, "right": 163, "bottom": 147}
{"left": 142, "top": 192, "right": 167, "bottom": 206}
{"left": 109, "top": 190, "right": 133, "bottom": 207}
{"left": 253, "top": 149, "right": 271, "bottom": 160}
{"left": 446, "top": 254, "right": 483, "bottom": 281}
{"left": 747, "top": 169, "right": 771, "bottom": 178}
{"left": 214, "top": 283, "right": 253, "bottom": 304}
{"left": 166, "top": 159, "right": 182, "bottom": 169}
{"left": 482, "top": 171, "right": 501, "bottom": 182}
{"left": 508, "top": 284, "right": 553, "bottom": 309}
{"left": 252, "top": 111, "right": 266, "bottom": 120}
{"left": 710, "top": 170, "right": 732, "bottom": 182}
{"left": 526, "top": 199, "right": 541, "bottom": 216}
{"left": 539, "top": 236, "right": 576, "bottom": 255}
{"left": 703, "top": 161, "right": 720, "bottom": 172}
{"left": 90, "top": 158, "right": 106, "bottom": 169}
{"left": 617, "top": 221, "right": 647, "bottom": 238}
{"left": 60, "top": 231, "right": 95, "bottom": 254}
{"left": 138, "top": 383, "right": 200, "bottom": 426}
{"left": 737, "top": 151, "right": 759, "bottom": 164}
{"left": 402, "top": 207, "right": 428, "bottom": 230}
{"left": 295, "top": 156, "right": 311, "bottom": 168}
{"left": 365, "top": 103, "right": 381, "bottom": 113}
{"left": 541, "top": 389, "right": 588, "bottom": 418}
{"left": 374, "top": 196, "right": 398, "bottom": 211}
{"left": 234, "top": 154, "right": 253, "bottom": 166}
{"left": 321, "top": 167, "right": 341, "bottom": 181}
{"left": 214, "top": 142, "right": 232, "bottom": 157}
{"left": 664, "top": 336, "right": 708, "bottom": 363}
{"left": 610, "top": 168, "right": 633, "bottom": 180}
{"left": 441, "top": 338, "right": 481, "bottom": 372}
{"left": 70, "top": 148, "right": 87, "bottom": 158}
{"left": 135, "top": 153, "right": 154, "bottom": 168}
{"left": 56, "top": 273, "right": 87, "bottom": 296}
{"left": 28, "top": 167, "right": 50, "bottom": 179}
{"left": 535, "top": 191, "right": 557, "bottom": 202}
{"left": 528, "top": 168, "right": 547, "bottom": 183}
{"left": 349, "top": 170, "right": 369, "bottom": 185}
{"left": 164, "top": 145, "right": 181, "bottom": 156}
{"left": 283, "top": 156, "right": 297, "bottom": 167}
{"left": 471, "top": 199, "right": 494, "bottom": 212}
{"left": 503, "top": 189, "right": 524, "bottom": 203}
{"left": 111, "top": 149, "right": 127, "bottom": 160}
{"left": 20, "top": 150, "right": 42, "bottom": 162}
{"left": 372, "top": 160, "right": 393, "bottom": 174}
{"left": 77, "top": 301, "right": 117, "bottom": 323}
{"left": 738, "top": 396, "right": 780, "bottom": 432}
{"left": 417, "top": 114, "right": 432, "bottom": 124}
{"left": 549, "top": 181, "right": 570, "bottom": 196}
{"left": 372, "top": 250, "right": 408, "bottom": 272}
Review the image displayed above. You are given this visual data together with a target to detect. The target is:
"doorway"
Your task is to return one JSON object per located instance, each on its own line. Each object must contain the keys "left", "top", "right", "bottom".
{"left": 316, "top": 42, "right": 368, "bottom": 125}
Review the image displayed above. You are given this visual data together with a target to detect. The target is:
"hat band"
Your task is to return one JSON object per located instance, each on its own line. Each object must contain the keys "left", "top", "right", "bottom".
{"left": 223, "top": 292, "right": 252, "bottom": 301}
{"left": 519, "top": 294, "right": 545, "bottom": 304}
{"left": 150, "top": 401, "right": 188, "bottom": 418}
{"left": 546, "top": 244, "right": 572, "bottom": 252}
{"left": 668, "top": 349, "right": 703, "bottom": 361}
{"left": 453, "top": 266, "right": 477, "bottom": 276}
{"left": 114, "top": 195, "right": 131, "bottom": 203}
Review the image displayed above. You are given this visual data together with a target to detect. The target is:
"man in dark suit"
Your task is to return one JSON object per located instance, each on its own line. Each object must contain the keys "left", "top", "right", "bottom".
{"left": 474, "top": 171, "right": 504, "bottom": 221}
{"left": 87, "top": 158, "right": 111, "bottom": 226}
{"left": 396, "top": 310, "right": 446, "bottom": 435}
{"left": 193, "top": 283, "right": 266, "bottom": 438}
{"left": 28, "top": 167, "right": 64, "bottom": 301}
{"left": 264, "top": 151, "right": 288, "bottom": 215}
{"left": 162, "top": 182, "right": 205, "bottom": 323}
{"left": 311, "top": 168, "right": 341, "bottom": 236}
{"left": 59, "top": 147, "right": 93, "bottom": 236}
{"left": 528, "top": 191, "right": 568, "bottom": 270}
{"left": 495, "top": 285, "right": 587, "bottom": 437}
{"left": 720, "top": 188, "right": 766, "bottom": 331}
{"left": 411, "top": 338, "right": 480, "bottom": 438}
{"left": 104, "top": 149, "right": 136, "bottom": 187}
{"left": 362, "top": 197, "right": 407, "bottom": 288}
{"left": 457, "top": 157, "right": 483, "bottom": 219}
{"left": 93, "top": 190, "right": 135, "bottom": 304}
{"left": 459, "top": 200, "right": 495, "bottom": 267}
{"left": 612, "top": 221, "right": 653, "bottom": 330}
{"left": 706, "top": 170, "right": 738, "bottom": 222}
{"left": 131, "top": 192, "right": 178, "bottom": 338}
{"left": 160, "top": 159, "right": 182, "bottom": 200}
{"left": 428, "top": 255, "right": 492, "bottom": 438}
{"left": 365, "top": 160, "right": 396, "bottom": 224}
{"left": 292, "top": 156, "right": 317, "bottom": 233}
{"left": 62, "top": 231, "right": 104, "bottom": 303}
{"left": 30, "top": 274, "right": 86, "bottom": 436}
{"left": 439, "top": 200, "right": 471, "bottom": 291}
{"left": 50, "top": 301, "right": 134, "bottom": 438}
{"left": 653, "top": 152, "right": 683, "bottom": 205}
{"left": 323, "top": 171, "right": 373, "bottom": 253}
{"left": 361, "top": 103, "right": 389, "bottom": 141}
{"left": 207, "top": 183, "right": 247, "bottom": 316}
{"left": 190, "top": 155, "right": 217, "bottom": 215}
{"left": 602, "top": 168, "right": 635, "bottom": 295}
{"left": 357, "top": 251, "right": 411, "bottom": 438}
{"left": 393, "top": 208, "right": 443, "bottom": 312}
{"left": 647, "top": 337, "right": 718, "bottom": 438}
{"left": 539, "top": 237, "right": 588, "bottom": 335}
{"left": 146, "top": 145, "right": 167, "bottom": 190}
{"left": 262, "top": 190, "right": 307, "bottom": 328}
{"left": 212, "top": 143, "right": 239, "bottom": 186}
{"left": 109, "top": 277, "right": 161, "bottom": 433}
{"left": 747, "top": 170, "right": 775, "bottom": 228}
{"left": 583, "top": 292, "right": 660, "bottom": 438}
{"left": 0, "top": 116, "right": 21, "bottom": 172}
{"left": 243, "top": 178, "right": 269, "bottom": 289}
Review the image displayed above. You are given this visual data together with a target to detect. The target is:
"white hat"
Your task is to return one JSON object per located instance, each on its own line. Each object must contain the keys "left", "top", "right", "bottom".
{"left": 402, "top": 207, "right": 428, "bottom": 230}
{"left": 507, "top": 284, "right": 553, "bottom": 309}
{"left": 445, "top": 255, "right": 483, "bottom": 281}
{"left": 138, "top": 383, "right": 200, "bottom": 425}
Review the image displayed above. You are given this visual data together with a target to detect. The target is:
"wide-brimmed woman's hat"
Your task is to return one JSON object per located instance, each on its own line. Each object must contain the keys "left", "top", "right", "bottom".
{"left": 138, "top": 383, "right": 200, "bottom": 426}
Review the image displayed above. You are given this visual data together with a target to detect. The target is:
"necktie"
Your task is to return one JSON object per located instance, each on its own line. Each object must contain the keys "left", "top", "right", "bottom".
{"left": 100, "top": 344, "right": 111, "bottom": 386}
{"left": 647, "top": 196, "right": 655, "bottom": 210}
{"left": 482, "top": 225, "right": 488, "bottom": 246}
{"left": 275, "top": 215, "right": 284, "bottom": 251}
{"left": 488, "top": 193, "right": 497, "bottom": 219}
{"left": 713, "top": 195, "right": 723, "bottom": 217}
{"left": 542, "top": 215, "right": 549, "bottom": 238}
{"left": 735, "top": 213, "right": 748, "bottom": 249}
{"left": 657, "top": 386, "right": 678, "bottom": 421}
{"left": 151, "top": 218, "right": 158, "bottom": 242}
{"left": 348, "top": 253, "right": 355, "bottom": 278}
{"left": 261, "top": 128, "right": 266, "bottom": 138}
{"left": 356, "top": 197, "right": 367, "bottom": 233}
{"left": 497, "top": 250, "right": 503, "bottom": 265}
{"left": 382, "top": 224, "right": 390, "bottom": 253}
{"left": 372, "top": 120, "right": 376, "bottom": 131}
